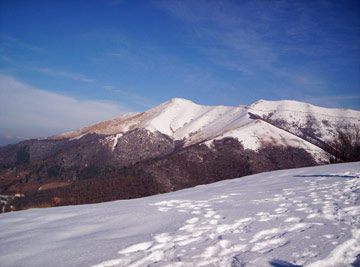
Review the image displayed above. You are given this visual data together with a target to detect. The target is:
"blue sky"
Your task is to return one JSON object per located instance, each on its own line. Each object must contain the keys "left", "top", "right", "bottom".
{"left": 1, "top": 0, "right": 359, "bottom": 144}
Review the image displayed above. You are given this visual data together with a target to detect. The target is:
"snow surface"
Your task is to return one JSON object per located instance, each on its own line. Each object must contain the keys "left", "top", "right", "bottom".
{"left": 1, "top": 162, "right": 359, "bottom": 267}
{"left": 205, "top": 119, "right": 329, "bottom": 163}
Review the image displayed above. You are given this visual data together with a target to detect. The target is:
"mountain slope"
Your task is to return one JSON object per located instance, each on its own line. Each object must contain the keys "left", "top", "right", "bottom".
{"left": 52, "top": 98, "right": 242, "bottom": 143}
{"left": 53, "top": 112, "right": 140, "bottom": 139}
{"left": 248, "top": 99, "right": 360, "bottom": 147}
{"left": 205, "top": 119, "right": 328, "bottom": 162}
{"left": 50, "top": 98, "right": 360, "bottom": 159}
{"left": 1, "top": 98, "right": 359, "bottom": 211}
{"left": 0, "top": 163, "right": 359, "bottom": 267}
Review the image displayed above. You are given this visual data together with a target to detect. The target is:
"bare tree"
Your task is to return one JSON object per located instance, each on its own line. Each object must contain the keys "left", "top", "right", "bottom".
{"left": 329, "top": 125, "right": 360, "bottom": 162}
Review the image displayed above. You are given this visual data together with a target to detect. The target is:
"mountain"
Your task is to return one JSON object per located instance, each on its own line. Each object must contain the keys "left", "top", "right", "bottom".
{"left": 51, "top": 98, "right": 359, "bottom": 160}
{"left": 247, "top": 100, "right": 360, "bottom": 151}
{"left": 1, "top": 162, "right": 359, "bottom": 266}
{"left": 1, "top": 98, "right": 359, "bottom": 211}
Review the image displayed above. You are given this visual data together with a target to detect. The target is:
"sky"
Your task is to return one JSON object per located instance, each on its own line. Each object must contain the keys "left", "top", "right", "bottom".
{"left": 0, "top": 0, "right": 360, "bottom": 145}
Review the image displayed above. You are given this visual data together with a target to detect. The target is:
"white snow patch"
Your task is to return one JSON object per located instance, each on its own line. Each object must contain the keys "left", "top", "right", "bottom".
{"left": 118, "top": 241, "right": 153, "bottom": 254}
{"left": 111, "top": 133, "right": 123, "bottom": 151}
{"left": 284, "top": 217, "right": 302, "bottom": 223}
{"left": 70, "top": 134, "right": 85, "bottom": 141}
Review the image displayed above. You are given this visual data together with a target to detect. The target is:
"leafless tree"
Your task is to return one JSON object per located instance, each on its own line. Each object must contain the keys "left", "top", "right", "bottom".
{"left": 329, "top": 125, "right": 360, "bottom": 162}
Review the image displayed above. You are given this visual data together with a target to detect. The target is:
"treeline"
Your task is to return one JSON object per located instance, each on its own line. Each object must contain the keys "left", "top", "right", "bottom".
{"left": 8, "top": 138, "right": 320, "bottom": 211}
{"left": 10, "top": 172, "right": 164, "bottom": 210}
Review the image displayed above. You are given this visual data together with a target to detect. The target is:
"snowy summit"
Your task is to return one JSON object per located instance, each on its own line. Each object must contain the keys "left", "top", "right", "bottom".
{"left": 53, "top": 98, "right": 360, "bottom": 162}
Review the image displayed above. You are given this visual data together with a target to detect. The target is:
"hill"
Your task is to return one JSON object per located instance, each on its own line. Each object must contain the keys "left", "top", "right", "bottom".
{"left": 0, "top": 98, "right": 359, "bottom": 211}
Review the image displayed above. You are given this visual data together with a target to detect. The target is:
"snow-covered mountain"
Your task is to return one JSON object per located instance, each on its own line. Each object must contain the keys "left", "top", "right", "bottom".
{"left": 0, "top": 98, "right": 359, "bottom": 211}
{"left": 52, "top": 98, "right": 360, "bottom": 162}
{"left": 248, "top": 100, "right": 360, "bottom": 149}
{"left": 1, "top": 162, "right": 359, "bottom": 267}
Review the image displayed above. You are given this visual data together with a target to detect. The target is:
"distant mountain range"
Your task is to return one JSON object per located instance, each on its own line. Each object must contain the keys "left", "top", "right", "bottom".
{"left": 1, "top": 98, "right": 359, "bottom": 211}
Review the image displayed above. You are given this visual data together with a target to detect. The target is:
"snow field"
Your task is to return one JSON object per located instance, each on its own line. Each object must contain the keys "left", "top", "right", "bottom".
{"left": 0, "top": 162, "right": 359, "bottom": 267}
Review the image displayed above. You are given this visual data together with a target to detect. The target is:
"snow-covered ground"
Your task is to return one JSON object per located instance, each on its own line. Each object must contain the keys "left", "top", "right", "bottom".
{"left": 1, "top": 162, "right": 359, "bottom": 267}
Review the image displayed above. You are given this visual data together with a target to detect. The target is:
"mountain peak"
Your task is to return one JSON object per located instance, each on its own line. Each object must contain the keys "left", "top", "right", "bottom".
{"left": 167, "top": 97, "right": 195, "bottom": 105}
{"left": 50, "top": 98, "right": 360, "bottom": 152}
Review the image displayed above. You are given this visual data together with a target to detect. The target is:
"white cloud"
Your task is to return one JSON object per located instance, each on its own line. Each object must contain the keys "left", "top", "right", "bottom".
{"left": 0, "top": 74, "right": 131, "bottom": 140}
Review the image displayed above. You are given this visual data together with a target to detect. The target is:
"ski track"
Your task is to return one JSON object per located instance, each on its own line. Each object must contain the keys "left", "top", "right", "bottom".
{"left": 92, "top": 167, "right": 360, "bottom": 267}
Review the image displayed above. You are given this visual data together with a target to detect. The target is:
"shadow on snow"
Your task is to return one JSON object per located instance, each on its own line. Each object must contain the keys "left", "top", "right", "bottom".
{"left": 294, "top": 174, "right": 359, "bottom": 179}
{"left": 352, "top": 254, "right": 360, "bottom": 267}
{"left": 269, "top": 260, "right": 303, "bottom": 267}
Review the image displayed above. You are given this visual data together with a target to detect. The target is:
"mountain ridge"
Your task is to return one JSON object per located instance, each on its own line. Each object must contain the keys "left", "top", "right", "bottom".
{"left": 0, "top": 98, "right": 359, "bottom": 211}
{"left": 50, "top": 98, "right": 360, "bottom": 152}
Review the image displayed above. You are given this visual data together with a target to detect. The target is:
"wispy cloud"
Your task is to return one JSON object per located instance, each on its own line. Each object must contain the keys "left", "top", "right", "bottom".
{"left": 0, "top": 74, "right": 130, "bottom": 139}
{"left": 301, "top": 95, "right": 360, "bottom": 110}
{"left": 153, "top": 1, "right": 283, "bottom": 75}
{"left": 0, "top": 53, "right": 154, "bottom": 108}
{"left": 33, "top": 68, "right": 97, "bottom": 83}
{"left": 101, "top": 85, "right": 155, "bottom": 108}
{"left": 0, "top": 33, "right": 45, "bottom": 52}
{"left": 305, "top": 95, "right": 360, "bottom": 101}
{"left": 0, "top": 55, "right": 97, "bottom": 83}
{"left": 156, "top": 0, "right": 359, "bottom": 94}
